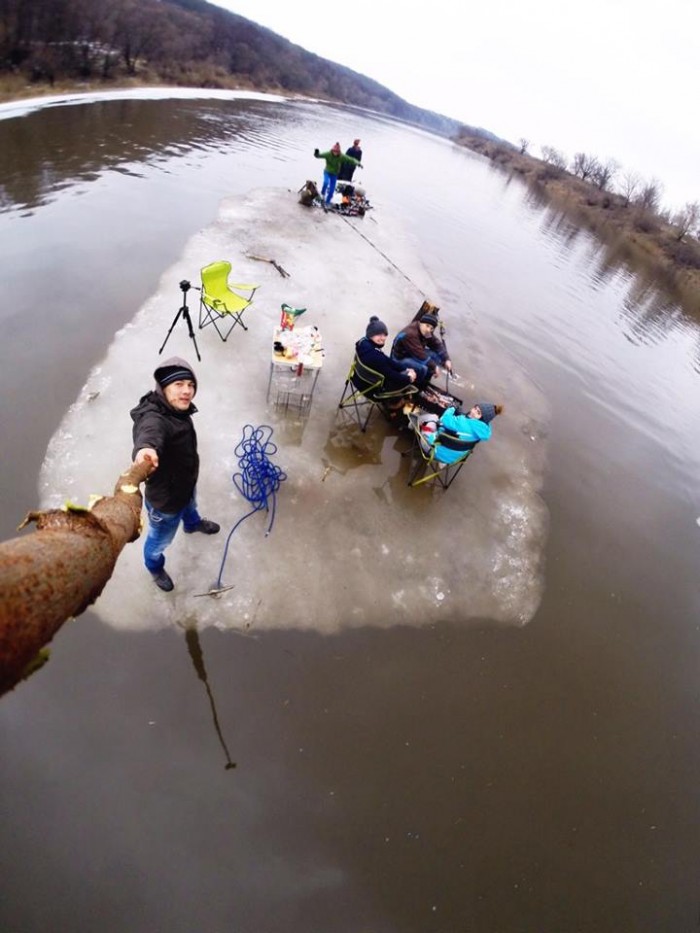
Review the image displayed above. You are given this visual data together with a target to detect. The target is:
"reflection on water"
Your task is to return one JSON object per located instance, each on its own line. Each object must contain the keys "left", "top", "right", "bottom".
{"left": 182, "top": 623, "right": 237, "bottom": 771}
{"left": 0, "top": 96, "right": 287, "bottom": 213}
{"left": 518, "top": 172, "right": 700, "bottom": 323}
{"left": 620, "top": 287, "right": 687, "bottom": 344}
{"left": 533, "top": 193, "right": 590, "bottom": 258}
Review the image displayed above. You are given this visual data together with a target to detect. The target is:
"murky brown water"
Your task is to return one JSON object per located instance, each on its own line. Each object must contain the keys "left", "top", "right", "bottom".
{"left": 1, "top": 92, "right": 699, "bottom": 932}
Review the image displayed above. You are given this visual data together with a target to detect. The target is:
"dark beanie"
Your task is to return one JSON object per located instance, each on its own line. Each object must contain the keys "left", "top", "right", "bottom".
{"left": 366, "top": 315, "right": 388, "bottom": 338}
{"left": 476, "top": 402, "right": 497, "bottom": 424}
{"left": 154, "top": 357, "right": 197, "bottom": 395}
{"left": 420, "top": 312, "right": 439, "bottom": 327}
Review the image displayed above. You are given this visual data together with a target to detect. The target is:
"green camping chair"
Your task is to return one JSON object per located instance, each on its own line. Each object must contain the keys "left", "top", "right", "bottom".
{"left": 338, "top": 353, "right": 417, "bottom": 432}
{"left": 198, "top": 260, "right": 259, "bottom": 341}
{"left": 405, "top": 412, "right": 478, "bottom": 489}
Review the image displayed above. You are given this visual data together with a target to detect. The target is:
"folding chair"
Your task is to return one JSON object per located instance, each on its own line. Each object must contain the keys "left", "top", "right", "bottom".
{"left": 337, "top": 353, "right": 417, "bottom": 432}
{"left": 406, "top": 413, "right": 478, "bottom": 489}
{"left": 198, "top": 260, "right": 259, "bottom": 341}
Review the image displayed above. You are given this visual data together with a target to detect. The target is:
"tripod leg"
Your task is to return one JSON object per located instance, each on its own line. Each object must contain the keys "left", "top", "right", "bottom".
{"left": 159, "top": 307, "right": 183, "bottom": 356}
{"left": 182, "top": 306, "right": 201, "bottom": 362}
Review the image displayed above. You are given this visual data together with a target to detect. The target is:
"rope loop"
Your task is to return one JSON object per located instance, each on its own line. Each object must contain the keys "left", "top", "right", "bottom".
{"left": 214, "top": 424, "right": 287, "bottom": 590}
{"left": 232, "top": 424, "right": 286, "bottom": 514}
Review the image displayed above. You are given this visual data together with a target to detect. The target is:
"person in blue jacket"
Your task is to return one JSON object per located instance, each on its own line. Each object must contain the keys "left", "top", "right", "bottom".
{"left": 355, "top": 316, "right": 418, "bottom": 396}
{"left": 417, "top": 402, "right": 503, "bottom": 463}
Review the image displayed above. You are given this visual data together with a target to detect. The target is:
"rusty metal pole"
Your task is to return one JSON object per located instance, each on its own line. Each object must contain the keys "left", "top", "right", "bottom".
{"left": 0, "top": 461, "right": 151, "bottom": 697}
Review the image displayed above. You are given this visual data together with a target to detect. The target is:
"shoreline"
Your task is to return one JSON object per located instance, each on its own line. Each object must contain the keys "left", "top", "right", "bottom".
{"left": 0, "top": 73, "right": 303, "bottom": 107}
{"left": 456, "top": 134, "right": 700, "bottom": 317}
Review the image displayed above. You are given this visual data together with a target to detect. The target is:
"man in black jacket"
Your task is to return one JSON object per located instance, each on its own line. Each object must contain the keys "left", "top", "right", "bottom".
{"left": 131, "top": 357, "right": 219, "bottom": 592}
{"left": 356, "top": 316, "right": 417, "bottom": 393}
{"left": 338, "top": 138, "right": 363, "bottom": 182}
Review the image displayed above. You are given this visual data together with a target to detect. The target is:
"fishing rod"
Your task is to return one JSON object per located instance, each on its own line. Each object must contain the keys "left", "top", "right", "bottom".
{"left": 338, "top": 214, "right": 426, "bottom": 294}
{"left": 438, "top": 318, "right": 454, "bottom": 392}
{"left": 339, "top": 216, "right": 465, "bottom": 392}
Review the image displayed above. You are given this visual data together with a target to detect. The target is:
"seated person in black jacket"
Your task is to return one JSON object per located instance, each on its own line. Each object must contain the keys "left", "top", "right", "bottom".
{"left": 355, "top": 316, "right": 418, "bottom": 401}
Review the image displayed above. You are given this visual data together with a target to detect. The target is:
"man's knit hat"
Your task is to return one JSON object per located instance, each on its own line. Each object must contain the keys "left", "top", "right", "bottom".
{"left": 366, "top": 315, "right": 388, "bottom": 339}
{"left": 154, "top": 356, "right": 197, "bottom": 395}
{"left": 420, "top": 312, "right": 439, "bottom": 327}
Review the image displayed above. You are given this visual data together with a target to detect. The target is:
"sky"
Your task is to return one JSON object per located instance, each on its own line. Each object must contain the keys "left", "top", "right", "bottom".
{"left": 209, "top": 0, "right": 699, "bottom": 212}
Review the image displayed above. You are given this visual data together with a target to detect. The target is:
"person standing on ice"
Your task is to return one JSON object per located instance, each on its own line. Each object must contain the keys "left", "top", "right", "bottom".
{"left": 131, "top": 357, "right": 220, "bottom": 592}
{"left": 313, "top": 142, "right": 362, "bottom": 204}
{"left": 338, "top": 138, "right": 363, "bottom": 182}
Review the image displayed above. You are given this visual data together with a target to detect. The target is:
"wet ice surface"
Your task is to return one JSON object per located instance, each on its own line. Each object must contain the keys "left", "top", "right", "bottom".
{"left": 40, "top": 187, "right": 549, "bottom": 633}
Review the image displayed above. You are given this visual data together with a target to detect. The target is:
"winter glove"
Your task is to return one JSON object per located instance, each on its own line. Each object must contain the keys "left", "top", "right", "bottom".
{"left": 314, "top": 148, "right": 320, "bottom": 157}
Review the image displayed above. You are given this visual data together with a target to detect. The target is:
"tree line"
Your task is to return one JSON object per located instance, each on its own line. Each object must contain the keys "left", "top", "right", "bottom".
{"left": 456, "top": 130, "right": 700, "bottom": 283}
{"left": 0, "top": 0, "right": 467, "bottom": 139}
{"left": 533, "top": 140, "right": 698, "bottom": 240}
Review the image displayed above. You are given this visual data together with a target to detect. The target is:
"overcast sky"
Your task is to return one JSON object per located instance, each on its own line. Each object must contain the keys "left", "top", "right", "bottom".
{"left": 209, "top": 0, "right": 698, "bottom": 211}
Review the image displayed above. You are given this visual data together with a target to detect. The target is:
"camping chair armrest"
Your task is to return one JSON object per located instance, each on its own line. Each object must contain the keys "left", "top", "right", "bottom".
{"left": 374, "top": 384, "right": 418, "bottom": 400}
{"left": 436, "top": 432, "right": 478, "bottom": 453}
{"left": 408, "top": 416, "right": 435, "bottom": 454}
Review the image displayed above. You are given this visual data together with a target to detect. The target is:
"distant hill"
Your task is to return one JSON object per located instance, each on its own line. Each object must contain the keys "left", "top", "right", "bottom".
{"left": 0, "top": 0, "right": 501, "bottom": 143}
{"left": 163, "top": 0, "right": 465, "bottom": 136}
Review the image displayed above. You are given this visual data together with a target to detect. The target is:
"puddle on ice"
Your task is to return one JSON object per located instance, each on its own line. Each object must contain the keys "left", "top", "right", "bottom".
{"left": 40, "top": 187, "right": 549, "bottom": 634}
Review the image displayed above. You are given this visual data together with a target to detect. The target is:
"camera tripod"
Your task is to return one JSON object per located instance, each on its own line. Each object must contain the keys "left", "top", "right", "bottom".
{"left": 159, "top": 280, "right": 201, "bottom": 361}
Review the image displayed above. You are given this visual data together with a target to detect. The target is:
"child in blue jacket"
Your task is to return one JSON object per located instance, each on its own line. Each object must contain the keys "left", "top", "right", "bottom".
{"left": 418, "top": 402, "right": 502, "bottom": 464}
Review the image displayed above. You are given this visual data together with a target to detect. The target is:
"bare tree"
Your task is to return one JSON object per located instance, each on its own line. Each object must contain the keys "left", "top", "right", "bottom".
{"left": 518, "top": 137, "right": 529, "bottom": 155}
{"left": 541, "top": 145, "right": 567, "bottom": 170}
{"left": 571, "top": 152, "right": 599, "bottom": 182}
{"left": 672, "top": 201, "right": 700, "bottom": 241}
{"left": 113, "top": 0, "right": 167, "bottom": 75}
{"left": 591, "top": 158, "right": 619, "bottom": 191}
{"left": 636, "top": 178, "right": 663, "bottom": 213}
{"left": 619, "top": 170, "right": 641, "bottom": 206}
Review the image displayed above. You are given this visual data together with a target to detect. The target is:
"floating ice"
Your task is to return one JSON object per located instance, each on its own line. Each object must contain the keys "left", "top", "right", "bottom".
{"left": 40, "top": 188, "right": 549, "bottom": 633}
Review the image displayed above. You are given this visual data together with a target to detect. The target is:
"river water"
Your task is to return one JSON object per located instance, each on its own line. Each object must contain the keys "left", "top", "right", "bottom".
{"left": 0, "top": 90, "right": 699, "bottom": 932}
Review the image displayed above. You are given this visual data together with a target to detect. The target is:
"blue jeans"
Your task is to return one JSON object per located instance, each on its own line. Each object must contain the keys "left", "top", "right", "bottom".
{"left": 143, "top": 496, "right": 201, "bottom": 573}
{"left": 321, "top": 170, "right": 338, "bottom": 203}
{"left": 394, "top": 355, "right": 431, "bottom": 385}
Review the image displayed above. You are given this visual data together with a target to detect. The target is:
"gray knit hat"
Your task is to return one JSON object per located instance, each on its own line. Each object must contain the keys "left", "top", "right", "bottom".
{"left": 366, "top": 316, "right": 388, "bottom": 339}
{"left": 476, "top": 402, "right": 497, "bottom": 424}
{"left": 154, "top": 356, "right": 198, "bottom": 395}
{"left": 420, "top": 312, "right": 439, "bottom": 327}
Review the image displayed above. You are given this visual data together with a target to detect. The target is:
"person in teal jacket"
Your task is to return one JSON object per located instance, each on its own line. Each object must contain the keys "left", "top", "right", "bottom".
{"left": 314, "top": 142, "right": 362, "bottom": 204}
{"left": 418, "top": 402, "right": 502, "bottom": 464}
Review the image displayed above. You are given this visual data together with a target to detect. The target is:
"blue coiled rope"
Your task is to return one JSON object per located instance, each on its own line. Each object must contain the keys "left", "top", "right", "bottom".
{"left": 214, "top": 424, "right": 287, "bottom": 590}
